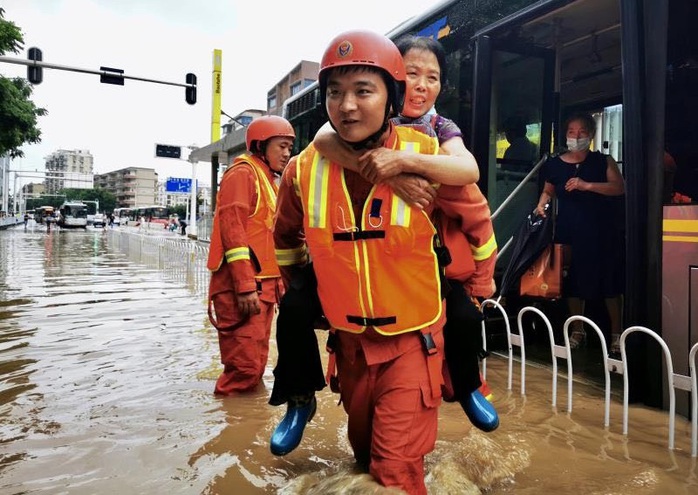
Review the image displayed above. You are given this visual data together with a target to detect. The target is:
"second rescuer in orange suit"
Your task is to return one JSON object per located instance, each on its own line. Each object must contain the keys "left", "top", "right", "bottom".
{"left": 207, "top": 116, "right": 295, "bottom": 395}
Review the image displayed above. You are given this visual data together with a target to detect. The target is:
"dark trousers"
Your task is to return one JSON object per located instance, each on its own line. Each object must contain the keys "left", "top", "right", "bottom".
{"left": 443, "top": 280, "right": 483, "bottom": 399}
{"left": 268, "top": 264, "right": 326, "bottom": 406}
{"left": 268, "top": 270, "right": 484, "bottom": 405}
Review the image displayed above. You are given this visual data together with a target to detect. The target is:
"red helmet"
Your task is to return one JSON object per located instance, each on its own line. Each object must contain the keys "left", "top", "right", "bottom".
{"left": 319, "top": 30, "right": 406, "bottom": 115}
{"left": 245, "top": 116, "right": 295, "bottom": 153}
{"left": 320, "top": 29, "right": 405, "bottom": 82}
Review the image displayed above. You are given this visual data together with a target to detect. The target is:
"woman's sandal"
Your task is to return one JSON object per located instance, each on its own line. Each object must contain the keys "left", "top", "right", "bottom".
{"left": 569, "top": 328, "right": 587, "bottom": 349}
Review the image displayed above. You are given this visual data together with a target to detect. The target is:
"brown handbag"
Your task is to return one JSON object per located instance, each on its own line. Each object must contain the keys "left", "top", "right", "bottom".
{"left": 519, "top": 243, "right": 568, "bottom": 299}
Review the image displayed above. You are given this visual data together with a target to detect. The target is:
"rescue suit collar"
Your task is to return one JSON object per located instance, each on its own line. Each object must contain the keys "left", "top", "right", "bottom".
{"left": 253, "top": 153, "right": 282, "bottom": 178}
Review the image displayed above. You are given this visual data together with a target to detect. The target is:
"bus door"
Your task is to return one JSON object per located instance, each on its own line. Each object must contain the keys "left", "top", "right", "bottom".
{"left": 471, "top": 35, "right": 555, "bottom": 265}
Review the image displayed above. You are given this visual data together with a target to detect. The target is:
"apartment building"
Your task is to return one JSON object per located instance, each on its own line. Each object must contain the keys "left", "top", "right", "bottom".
{"left": 266, "top": 60, "right": 319, "bottom": 117}
{"left": 44, "top": 149, "right": 94, "bottom": 193}
{"left": 94, "top": 167, "right": 158, "bottom": 208}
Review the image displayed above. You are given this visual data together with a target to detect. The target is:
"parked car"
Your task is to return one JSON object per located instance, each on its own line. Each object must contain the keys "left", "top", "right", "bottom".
{"left": 91, "top": 213, "right": 105, "bottom": 227}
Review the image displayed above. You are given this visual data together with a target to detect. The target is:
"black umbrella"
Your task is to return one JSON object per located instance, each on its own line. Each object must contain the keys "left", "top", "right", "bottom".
{"left": 499, "top": 202, "right": 554, "bottom": 296}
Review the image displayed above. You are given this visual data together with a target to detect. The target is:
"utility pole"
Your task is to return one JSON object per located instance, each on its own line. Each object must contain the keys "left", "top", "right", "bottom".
{"left": 154, "top": 143, "right": 199, "bottom": 239}
{"left": 1, "top": 155, "right": 9, "bottom": 213}
{"left": 211, "top": 49, "right": 222, "bottom": 142}
{"left": 188, "top": 149, "right": 199, "bottom": 240}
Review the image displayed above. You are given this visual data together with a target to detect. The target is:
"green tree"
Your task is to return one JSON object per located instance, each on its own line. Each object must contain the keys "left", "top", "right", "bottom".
{"left": 0, "top": 8, "right": 46, "bottom": 158}
{"left": 60, "top": 187, "right": 117, "bottom": 213}
{"left": 172, "top": 204, "right": 187, "bottom": 219}
{"left": 26, "top": 195, "right": 64, "bottom": 210}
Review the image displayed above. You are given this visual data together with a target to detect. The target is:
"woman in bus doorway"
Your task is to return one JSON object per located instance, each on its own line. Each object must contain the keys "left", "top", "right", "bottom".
{"left": 534, "top": 112, "right": 625, "bottom": 353}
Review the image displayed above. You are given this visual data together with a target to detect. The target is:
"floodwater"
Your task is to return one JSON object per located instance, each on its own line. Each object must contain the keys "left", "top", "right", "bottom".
{"left": 1, "top": 223, "right": 697, "bottom": 495}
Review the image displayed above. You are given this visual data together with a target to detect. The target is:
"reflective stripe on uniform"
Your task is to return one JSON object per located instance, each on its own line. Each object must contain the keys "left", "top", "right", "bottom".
{"left": 471, "top": 233, "right": 497, "bottom": 261}
{"left": 390, "top": 195, "right": 411, "bottom": 226}
{"left": 256, "top": 167, "right": 277, "bottom": 212}
{"left": 400, "top": 141, "right": 421, "bottom": 153}
{"left": 225, "top": 246, "right": 250, "bottom": 263}
{"left": 275, "top": 246, "right": 308, "bottom": 266}
{"left": 308, "top": 154, "right": 330, "bottom": 229}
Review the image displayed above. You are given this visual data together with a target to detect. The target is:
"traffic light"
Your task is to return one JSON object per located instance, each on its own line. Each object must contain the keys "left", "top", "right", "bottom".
{"left": 155, "top": 144, "right": 182, "bottom": 159}
{"left": 27, "top": 47, "right": 43, "bottom": 84}
{"left": 100, "top": 66, "right": 125, "bottom": 86}
{"left": 185, "top": 73, "right": 197, "bottom": 105}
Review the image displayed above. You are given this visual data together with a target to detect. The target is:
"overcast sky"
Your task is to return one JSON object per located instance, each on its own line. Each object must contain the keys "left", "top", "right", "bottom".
{"left": 2, "top": 0, "right": 432, "bottom": 186}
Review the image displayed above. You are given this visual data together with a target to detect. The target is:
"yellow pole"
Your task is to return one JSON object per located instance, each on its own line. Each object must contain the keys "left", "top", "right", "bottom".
{"left": 211, "top": 49, "right": 222, "bottom": 143}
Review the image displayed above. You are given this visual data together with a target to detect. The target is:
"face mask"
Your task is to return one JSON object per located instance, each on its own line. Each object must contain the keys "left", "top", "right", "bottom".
{"left": 566, "top": 137, "right": 590, "bottom": 152}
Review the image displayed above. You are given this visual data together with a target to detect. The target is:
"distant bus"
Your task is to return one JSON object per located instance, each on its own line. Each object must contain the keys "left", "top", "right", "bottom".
{"left": 57, "top": 201, "right": 88, "bottom": 229}
{"left": 136, "top": 206, "right": 170, "bottom": 226}
{"left": 34, "top": 206, "right": 55, "bottom": 224}
{"left": 113, "top": 207, "right": 135, "bottom": 226}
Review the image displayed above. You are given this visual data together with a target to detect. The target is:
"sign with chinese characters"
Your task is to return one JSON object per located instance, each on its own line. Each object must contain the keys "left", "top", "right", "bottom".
{"left": 165, "top": 177, "right": 192, "bottom": 194}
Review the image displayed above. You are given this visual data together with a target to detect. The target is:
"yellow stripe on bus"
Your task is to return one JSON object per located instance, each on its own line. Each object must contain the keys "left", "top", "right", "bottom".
{"left": 662, "top": 235, "right": 698, "bottom": 243}
{"left": 663, "top": 219, "right": 698, "bottom": 233}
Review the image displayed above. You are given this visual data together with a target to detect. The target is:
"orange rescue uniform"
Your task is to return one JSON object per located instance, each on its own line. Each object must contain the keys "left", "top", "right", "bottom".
{"left": 207, "top": 154, "right": 282, "bottom": 395}
{"left": 274, "top": 124, "right": 446, "bottom": 495}
{"left": 436, "top": 183, "right": 497, "bottom": 297}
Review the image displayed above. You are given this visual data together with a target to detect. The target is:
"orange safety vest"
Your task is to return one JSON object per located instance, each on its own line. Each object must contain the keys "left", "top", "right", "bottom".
{"left": 295, "top": 127, "right": 443, "bottom": 335}
{"left": 207, "top": 154, "right": 280, "bottom": 279}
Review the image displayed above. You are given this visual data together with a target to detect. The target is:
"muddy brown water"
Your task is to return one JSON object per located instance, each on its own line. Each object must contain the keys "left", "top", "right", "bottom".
{"left": 1, "top": 226, "right": 696, "bottom": 494}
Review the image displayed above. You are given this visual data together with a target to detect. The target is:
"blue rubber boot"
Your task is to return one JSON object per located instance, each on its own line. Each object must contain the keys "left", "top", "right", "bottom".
{"left": 460, "top": 389, "right": 499, "bottom": 432}
{"left": 270, "top": 395, "right": 317, "bottom": 456}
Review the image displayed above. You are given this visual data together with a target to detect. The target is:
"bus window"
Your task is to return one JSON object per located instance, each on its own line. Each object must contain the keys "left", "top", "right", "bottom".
{"left": 664, "top": 0, "right": 697, "bottom": 204}
{"left": 136, "top": 206, "right": 171, "bottom": 225}
{"left": 485, "top": 47, "right": 553, "bottom": 266}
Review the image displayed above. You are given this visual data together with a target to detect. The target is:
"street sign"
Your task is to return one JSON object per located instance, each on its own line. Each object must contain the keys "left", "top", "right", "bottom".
{"left": 166, "top": 177, "right": 192, "bottom": 194}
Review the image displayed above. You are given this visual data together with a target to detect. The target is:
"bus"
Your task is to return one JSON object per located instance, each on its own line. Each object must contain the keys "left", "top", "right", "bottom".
{"left": 283, "top": 0, "right": 697, "bottom": 411}
{"left": 135, "top": 206, "right": 171, "bottom": 226}
{"left": 113, "top": 207, "right": 135, "bottom": 226}
{"left": 57, "top": 201, "right": 88, "bottom": 229}
{"left": 34, "top": 206, "right": 55, "bottom": 225}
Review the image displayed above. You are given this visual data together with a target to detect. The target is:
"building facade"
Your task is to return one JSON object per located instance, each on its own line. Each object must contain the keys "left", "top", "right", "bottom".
{"left": 221, "top": 109, "right": 265, "bottom": 137}
{"left": 156, "top": 181, "right": 211, "bottom": 216}
{"left": 95, "top": 167, "right": 158, "bottom": 208}
{"left": 266, "top": 60, "right": 319, "bottom": 117}
{"left": 44, "top": 149, "right": 94, "bottom": 193}
{"left": 22, "top": 182, "right": 46, "bottom": 197}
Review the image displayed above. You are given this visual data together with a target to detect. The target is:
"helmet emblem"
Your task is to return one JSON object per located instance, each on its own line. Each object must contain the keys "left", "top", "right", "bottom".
{"left": 337, "top": 40, "right": 353, "bottom": 58}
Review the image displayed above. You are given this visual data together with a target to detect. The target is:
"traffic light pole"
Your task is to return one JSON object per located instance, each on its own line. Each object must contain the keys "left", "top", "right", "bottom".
{"left": 154, "top": 144, "right": 199, "bottom": 239}
{"left": 188, "top": 152, "right": 198, "bottom": 240}
{"left": 0, "top": 55, "right": 196, "bottom": 103}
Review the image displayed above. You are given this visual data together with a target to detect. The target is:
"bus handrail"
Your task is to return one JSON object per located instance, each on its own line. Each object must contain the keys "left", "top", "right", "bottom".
{"left": 491, "top": 153, "right": 547, "bottom": 222}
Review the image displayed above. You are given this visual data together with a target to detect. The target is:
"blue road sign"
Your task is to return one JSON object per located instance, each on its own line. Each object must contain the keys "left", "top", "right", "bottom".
{"left": 166, "top": 177, "right": 192, "bottom": 194}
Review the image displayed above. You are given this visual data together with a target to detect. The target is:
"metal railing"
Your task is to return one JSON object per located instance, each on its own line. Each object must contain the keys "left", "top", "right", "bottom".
{"left": 479, "top": 299, "right": 698, "bottom": 456}
{"left": 108, "top": 228, "right": 210, "bottom": 297}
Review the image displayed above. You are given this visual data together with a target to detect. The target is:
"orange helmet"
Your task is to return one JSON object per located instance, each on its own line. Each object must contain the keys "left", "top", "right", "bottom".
{"left": 245, "top": 116, "right": 295, "bottom": 153}
{"left": 319, "top": 30, "right": 406, "bottom": 117}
